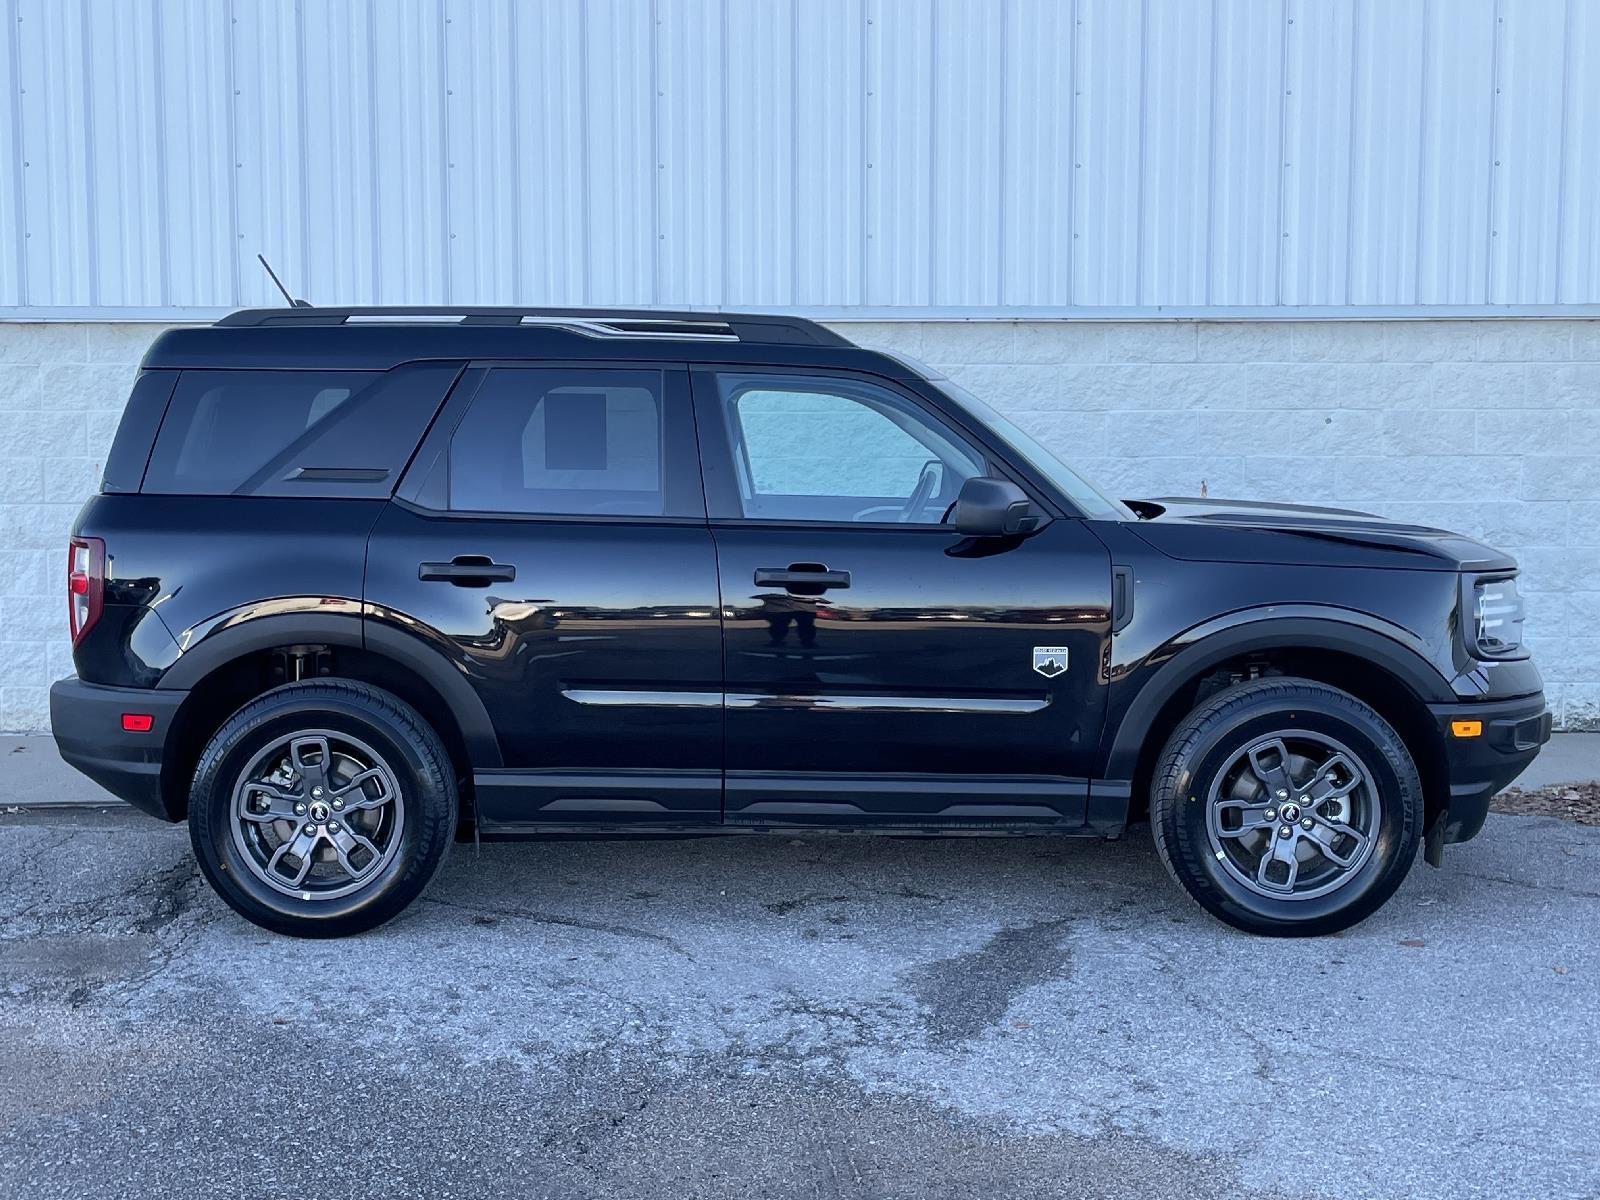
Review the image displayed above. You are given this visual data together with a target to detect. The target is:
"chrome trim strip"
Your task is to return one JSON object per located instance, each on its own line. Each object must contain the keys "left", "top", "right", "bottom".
{"left": 561, "top": 688, "right": 723, "bottom": 708}
{"left": 724, "top": 693, "right": 1048, "bottom": 714}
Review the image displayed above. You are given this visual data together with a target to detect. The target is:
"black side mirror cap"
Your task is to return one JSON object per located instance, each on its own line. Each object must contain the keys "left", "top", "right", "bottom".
{"left": 951, "top": 476, "right": 1048, "bottom": 537}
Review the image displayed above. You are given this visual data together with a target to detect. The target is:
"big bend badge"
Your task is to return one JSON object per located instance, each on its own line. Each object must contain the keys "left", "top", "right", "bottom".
{"left": 1032, "top": 646, "right": 1068, "bottom": 678}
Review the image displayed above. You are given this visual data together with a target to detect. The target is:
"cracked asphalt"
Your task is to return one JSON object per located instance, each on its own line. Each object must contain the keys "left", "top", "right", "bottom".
{"left": 0, "top": 808, "right": 1595, "bottom": 1200}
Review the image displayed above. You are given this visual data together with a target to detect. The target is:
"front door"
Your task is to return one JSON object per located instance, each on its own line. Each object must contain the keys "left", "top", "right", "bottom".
{"left": 367, "top": 364, "right": 723, "bottom": 830}
{"left": 691, "top": 366, "right": 1112, "bottom": 828}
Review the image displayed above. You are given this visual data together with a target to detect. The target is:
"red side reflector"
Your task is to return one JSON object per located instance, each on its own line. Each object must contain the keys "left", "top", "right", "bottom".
{"left": 121, "top": 713, "right": 154, "bottom": 733}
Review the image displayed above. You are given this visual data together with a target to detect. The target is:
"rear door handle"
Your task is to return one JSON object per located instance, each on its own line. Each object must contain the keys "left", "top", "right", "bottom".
{"left": 419, "top": 556, "right": 517, "bottom": 586}
{"left": 753, "top": 565, "right": 851, "bottom": 591}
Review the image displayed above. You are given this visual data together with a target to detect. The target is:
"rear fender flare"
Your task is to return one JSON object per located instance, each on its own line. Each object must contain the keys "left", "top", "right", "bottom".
{"left": 156, "top": 607, "right": 501, "bottom": 768}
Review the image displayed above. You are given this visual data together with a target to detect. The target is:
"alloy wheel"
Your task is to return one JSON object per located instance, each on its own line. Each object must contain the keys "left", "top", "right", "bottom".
{"left": 229, "top": 730, "right": 405, "bottom": 901}
{"left": 1204, "top": 730, "right": 1381, "bottom": 901}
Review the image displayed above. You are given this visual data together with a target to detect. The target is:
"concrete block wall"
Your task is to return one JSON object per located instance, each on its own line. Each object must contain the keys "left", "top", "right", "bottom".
{"left": 0, "top": 318, "right": 1595, "bottom": 732}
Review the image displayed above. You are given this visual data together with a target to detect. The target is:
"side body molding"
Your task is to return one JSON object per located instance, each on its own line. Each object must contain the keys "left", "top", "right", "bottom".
{"left": 155, "top": 607, "right": 503, "bottom": 768}
{"left": 1099, "top": 608, "right": 1456, "bottom": 786}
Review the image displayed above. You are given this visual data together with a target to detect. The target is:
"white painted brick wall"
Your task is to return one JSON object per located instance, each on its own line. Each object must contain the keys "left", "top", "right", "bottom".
{"left": 1, "top": 319, "right": 1595, "bottom": 731}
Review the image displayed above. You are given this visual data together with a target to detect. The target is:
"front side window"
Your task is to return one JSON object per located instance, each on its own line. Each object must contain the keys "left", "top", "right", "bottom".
{"left": 447, "top": 368, "right": 664, "bottom": 516}
{"left": 716, "top": 373, "right": 983, "bottom": 524}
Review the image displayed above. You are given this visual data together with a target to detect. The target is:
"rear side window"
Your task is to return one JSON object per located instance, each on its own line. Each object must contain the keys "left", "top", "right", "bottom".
{"left": 141, "top": 366, "right": 458, "bottom": 497}
{"left": 446, "top": 368, "right": 666, "bottom": 516}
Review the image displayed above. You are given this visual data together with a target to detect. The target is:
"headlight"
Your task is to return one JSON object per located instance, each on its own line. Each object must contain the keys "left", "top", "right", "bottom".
{"left": 1471, "top": 574, "right": 1525, "bottom": 658}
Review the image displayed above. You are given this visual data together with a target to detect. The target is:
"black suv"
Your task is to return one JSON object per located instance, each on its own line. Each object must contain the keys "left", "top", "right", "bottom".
{"left": 51, "top": 308, "right": 1551, "bottom": 938}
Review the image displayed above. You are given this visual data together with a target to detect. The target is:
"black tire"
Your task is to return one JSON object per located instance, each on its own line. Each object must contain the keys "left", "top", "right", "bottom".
{"left": 1150, "top": 677, "right": 1422, "bottom": 937}
{"left": 188, "top": 680, "right": 457, "bottom": 938}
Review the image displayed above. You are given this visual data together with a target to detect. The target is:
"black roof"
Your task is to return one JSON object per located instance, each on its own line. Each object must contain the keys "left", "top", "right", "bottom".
{"left": 141, "top": 306, "right": 916, "bottom": 375}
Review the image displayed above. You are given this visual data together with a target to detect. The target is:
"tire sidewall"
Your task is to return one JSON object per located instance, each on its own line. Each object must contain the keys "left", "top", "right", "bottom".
{"left": 190, "top": 686, "right": 453, "bottom": 936}
{"left": 1161, "top": 688, "right": 1421, "bottom": 935}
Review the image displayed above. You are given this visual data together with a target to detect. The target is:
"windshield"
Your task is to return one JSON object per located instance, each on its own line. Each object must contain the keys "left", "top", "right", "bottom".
{"left": 933, "top": 379, "right": 1135, "bottom": 521}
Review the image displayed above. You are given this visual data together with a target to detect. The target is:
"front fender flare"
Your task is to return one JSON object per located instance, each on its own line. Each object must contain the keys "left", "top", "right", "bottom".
{"left": 1100, "top": 608, "right": 1454, "bottom": 785}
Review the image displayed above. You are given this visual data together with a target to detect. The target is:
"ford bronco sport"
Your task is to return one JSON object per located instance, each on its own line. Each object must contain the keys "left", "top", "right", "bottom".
{"left": 50, "top": 308, "right": 1551, "bottom": 937}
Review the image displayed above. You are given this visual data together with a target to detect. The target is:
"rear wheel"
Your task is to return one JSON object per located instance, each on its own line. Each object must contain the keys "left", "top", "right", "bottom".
{"left": 189, "top": 680, "right": 457, "bottom": 937}
{"left": 1150, "top": 677, "right": 1422, "bottom": 936}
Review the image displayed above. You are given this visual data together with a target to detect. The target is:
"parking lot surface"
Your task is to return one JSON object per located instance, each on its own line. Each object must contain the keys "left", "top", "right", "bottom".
{"left": 1, "top": 807, "right": 1595, "bottom": 1200}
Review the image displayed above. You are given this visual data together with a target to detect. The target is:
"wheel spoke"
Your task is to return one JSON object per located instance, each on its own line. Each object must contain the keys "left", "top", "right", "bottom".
{"left": 1245, "top": 739, "right": 1298, "bottom": 802}
{"left": 329, "top": 767, "right": 393, "bottom": 811}
{"left": 1304, "top": 816, "right": 1367, "bottom": 869}
{"left": 266, "top": 825, "right": 320, "bottom": 887}
{"left": 238, "top": 780, "right": 302, "bottom": 823}
{"left": 1306, "top": 752, "right": 1362, "bottom": 805}
{"left": 1255, "top": 831, "right": 1300, "bottom": 893}
{"left": 1213, "top": 797, "right": 1276, "bottom": 839}
{"left": 328, "top": 825, "right": 381, "bottom": 880}
{"left": 289, "top": 736, "right": 333, "bottom": 793}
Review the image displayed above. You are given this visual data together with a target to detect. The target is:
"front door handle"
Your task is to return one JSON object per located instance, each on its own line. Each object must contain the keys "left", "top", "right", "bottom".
{"left": 753, "top": 564, "right": 851, "bottom": 591}
{"left": 419, "top": 556, "right": 517, "bottom": 586}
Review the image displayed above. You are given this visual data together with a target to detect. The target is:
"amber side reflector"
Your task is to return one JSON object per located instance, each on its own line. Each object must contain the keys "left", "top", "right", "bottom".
{"left": 1450, "top": 720, "right": 1483, "bottom": 738}
{"left": 121, "top": 713, "right": 154, "bottom": 733}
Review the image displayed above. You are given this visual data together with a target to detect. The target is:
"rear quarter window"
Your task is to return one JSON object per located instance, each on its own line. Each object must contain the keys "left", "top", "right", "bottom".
{"left": 141, "top": 365, "right": 460, "bottom": 497}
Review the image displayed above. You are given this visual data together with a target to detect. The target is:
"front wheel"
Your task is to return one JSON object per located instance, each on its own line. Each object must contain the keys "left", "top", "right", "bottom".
{"left": 1150, "top": 677, "right": 1422, "bottom": 936}
{"left": 189, "top": 680, "right": 457, "bottom": 937}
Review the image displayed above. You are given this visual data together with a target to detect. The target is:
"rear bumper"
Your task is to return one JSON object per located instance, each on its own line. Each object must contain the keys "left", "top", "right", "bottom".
{"left": 49, "top": 676, "right": 187, "bottom": 822}
{"left": 1428, "top": 691, "right": 1552, "bottom": 846}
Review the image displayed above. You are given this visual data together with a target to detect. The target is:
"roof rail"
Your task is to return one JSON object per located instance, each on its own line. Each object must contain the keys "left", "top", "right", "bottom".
{"left": 214, "top": 306, "right": 851, "bottom": 347}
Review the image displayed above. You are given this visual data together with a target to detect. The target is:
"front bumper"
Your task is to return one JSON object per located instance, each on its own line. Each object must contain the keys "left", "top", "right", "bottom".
{"left": 1427, "top": 691, "right": 1552, "bottom": 848}
{"left": 50, "top": 676, "right": 188, "bottom": 821}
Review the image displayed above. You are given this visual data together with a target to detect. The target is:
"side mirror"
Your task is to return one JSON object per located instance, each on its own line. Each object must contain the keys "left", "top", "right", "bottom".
{"left": 951, "top": 476, "right": 1047, "bottom": 537}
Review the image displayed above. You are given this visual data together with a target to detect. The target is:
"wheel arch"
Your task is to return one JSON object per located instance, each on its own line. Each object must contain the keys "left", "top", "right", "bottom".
{"left": 1105, "top": 612, "right": 1454, "bottom": 830}
{"left": 156, "top": 612, "right": 500, "bottom": 820}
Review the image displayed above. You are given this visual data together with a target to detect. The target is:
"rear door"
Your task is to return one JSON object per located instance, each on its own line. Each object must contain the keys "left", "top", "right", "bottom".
{"left": 691, "top": 366, "right": 1112, "bottom": 828}
{"left": 366, "top": 363, "right": 724, "bottom": 830}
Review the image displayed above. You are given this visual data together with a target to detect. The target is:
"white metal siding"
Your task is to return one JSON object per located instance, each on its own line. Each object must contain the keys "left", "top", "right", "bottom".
{"left": 1, "top": 0, "right": 1598, "bottom": 317}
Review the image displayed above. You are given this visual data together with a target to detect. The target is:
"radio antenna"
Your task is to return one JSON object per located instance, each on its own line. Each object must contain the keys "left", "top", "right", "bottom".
{"left": 256, "top": 254, "right": 311, "bottom": 307}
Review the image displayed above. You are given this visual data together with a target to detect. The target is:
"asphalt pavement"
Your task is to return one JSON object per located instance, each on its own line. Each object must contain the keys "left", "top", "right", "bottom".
{"left": 0, "top": 806, "right": 1595, "bottom": 1200}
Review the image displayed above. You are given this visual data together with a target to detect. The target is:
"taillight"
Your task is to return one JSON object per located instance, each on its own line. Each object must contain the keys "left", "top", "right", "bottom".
{"left": 68, "top": 536, "right": 105, "bottom": 646}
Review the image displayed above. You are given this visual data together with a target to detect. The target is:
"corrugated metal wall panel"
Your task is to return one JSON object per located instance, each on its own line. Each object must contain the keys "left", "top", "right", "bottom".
{"left": 3, "top": 0, "right": 1598, "bottom": 316}
{"left": 1559, "top": 0, "right": 1600, "bottom": 304}
{"left": 1207, "top": 0, "right": 1283, "bottom": 306}
{"left": 0, "top": 0, "right": 24, "bottom": 306}
{"left": 655, "top": 0, "right": 725, "bottom": 307}
{"left": 998, "top": 0, "right": 1073, "bottom": 308}
{"left": 1280, "top": 0, "right": 1355, "bottom": 305}
{"left": 444, "top": 0, "right": 516, "bottom": 305}
{"left": 722, "top": 0, "right": 793, "bottom": 307}
{"left": 930, "top": 0, "right": 1002, "bottom": 306}
{"left": 1140, "top": 0, "right": 1213, "bottom": 307}
{"left": 18, "top": 0, "right": 94, "bottom": 306}
{"left": 1416, "top": 0, "right": 1495, "bottom": 305}
{"left": 1490, "top": 0, "right": 1567, "bottom": 305}
{"left": 792, "top": 0, "right": 864, "bottom": 308}
{"left": 157, "top": 0, "right": 233, "bottom": 308}
{"left": 583, "top": 0, "right": 654, "bottom": 306}
{"left": 1071, "top": 0, "right": 1142, "bottom": 307}
{"left": 863, "top": 0, "right": 933, "bottom": 307}
{"left": 1347, "top": 0, "right": 1426, "bottom": 306}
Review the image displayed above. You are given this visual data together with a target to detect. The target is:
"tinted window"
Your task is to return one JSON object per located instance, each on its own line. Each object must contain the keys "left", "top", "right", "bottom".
{"left": 717, "top": 373, "right": 983, "bottom": 523}
{"left": 448, "top": 368, "right": 665, "bottom": 516}
{"left": 143, "top": 370, "right": 381, "bottom": 495}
